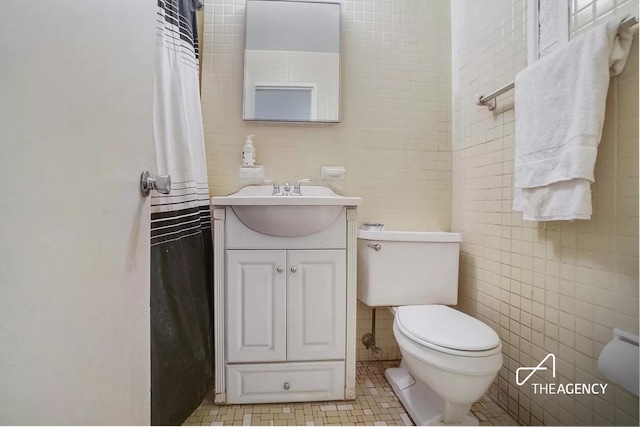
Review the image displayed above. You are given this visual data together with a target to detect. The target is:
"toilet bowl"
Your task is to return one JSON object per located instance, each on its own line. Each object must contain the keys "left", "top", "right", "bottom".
{"left": 391, "top": 305, "right": 502, "bottom": 424}
{"left": 357, "top": 230, "right": 503, "bottom": 425}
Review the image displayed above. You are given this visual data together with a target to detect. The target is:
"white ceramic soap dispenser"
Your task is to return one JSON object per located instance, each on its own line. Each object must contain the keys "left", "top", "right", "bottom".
{"left": 242, "top": 135, "right": 256, "bottom": 167}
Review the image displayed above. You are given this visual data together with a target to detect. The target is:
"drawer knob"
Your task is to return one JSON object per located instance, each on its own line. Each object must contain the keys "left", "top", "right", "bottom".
{"left": 290, "top": 266, "right": 297, "bottom": 273}
{"left": 283, "top": 382, "right": 290, "bottom": 390}
{"left": 277, "top": 266, "right": 284, "bottom": 273}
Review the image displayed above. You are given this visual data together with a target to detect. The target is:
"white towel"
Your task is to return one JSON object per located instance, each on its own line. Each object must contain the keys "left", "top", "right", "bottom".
{"left": 513, "top": 16, "right": 634, "bottom": 221}
{"left": 513, "top": 179, "right": 592, "bottom": 221}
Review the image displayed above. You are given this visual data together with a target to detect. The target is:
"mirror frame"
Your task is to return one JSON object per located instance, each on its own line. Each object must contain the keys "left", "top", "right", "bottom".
{"left": 242, "top": 0, "right": 342, "bottom": 123}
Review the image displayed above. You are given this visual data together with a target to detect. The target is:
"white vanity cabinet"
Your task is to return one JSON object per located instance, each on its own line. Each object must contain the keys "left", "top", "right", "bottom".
{"left": 211, "top": 194, "right": 360, "bottom": 405}
{"left": 227, "top": 250, "right": 346, "bottom": 364}
{"left": 225, "top": 249, "right": 346, "bottom": 403}
{"left": 286, "top": 250, "right": 346, "bottom": 361}
{"left": 226, "top": 250, "right": 287, "bottom": 363}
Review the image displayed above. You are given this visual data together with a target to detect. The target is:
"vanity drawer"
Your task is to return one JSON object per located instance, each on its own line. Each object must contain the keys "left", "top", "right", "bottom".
{"left": 226, "top": 361, "right": 345, "bottom": 404}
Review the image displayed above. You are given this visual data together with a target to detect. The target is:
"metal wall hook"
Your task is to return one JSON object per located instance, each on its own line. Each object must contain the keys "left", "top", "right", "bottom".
{"left": 140, "top": 171, "right": 171, "bottom": 197}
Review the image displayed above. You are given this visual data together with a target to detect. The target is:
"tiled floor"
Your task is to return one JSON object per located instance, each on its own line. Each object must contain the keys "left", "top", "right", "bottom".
{"left": 184, "top": 361, "right": 518, "bottom": 426}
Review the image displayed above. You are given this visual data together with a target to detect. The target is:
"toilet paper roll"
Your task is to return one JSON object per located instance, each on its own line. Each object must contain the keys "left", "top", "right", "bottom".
{"left": 598, "top": 338, "right": 639, "bottom": 396}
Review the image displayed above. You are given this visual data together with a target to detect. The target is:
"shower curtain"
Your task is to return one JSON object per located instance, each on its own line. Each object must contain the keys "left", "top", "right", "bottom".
{"left": 151, "top": 1, "right": 213, "bottom": 425}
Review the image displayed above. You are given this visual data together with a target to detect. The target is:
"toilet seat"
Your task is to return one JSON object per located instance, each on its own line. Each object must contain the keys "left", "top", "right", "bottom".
{"left": 396, "top": 305, "right": 501, "bottom": 357}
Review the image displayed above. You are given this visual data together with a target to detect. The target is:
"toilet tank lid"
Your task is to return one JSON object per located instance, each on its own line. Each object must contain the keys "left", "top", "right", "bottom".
{"left": 396, "top": 305, "right": 501, "bottom": 351}
{"left": 358, "top": 230, "right": 462, "bottom": 242}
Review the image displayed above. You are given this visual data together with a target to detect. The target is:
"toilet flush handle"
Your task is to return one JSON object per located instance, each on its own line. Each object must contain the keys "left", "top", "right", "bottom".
{"left": 367, "top": 243, "right": 381, "bottom": 251}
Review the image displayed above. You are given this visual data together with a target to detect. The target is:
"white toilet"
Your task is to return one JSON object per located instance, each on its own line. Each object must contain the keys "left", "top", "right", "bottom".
{"left": 357, "top": 230, "right": 503, "bottom": 426}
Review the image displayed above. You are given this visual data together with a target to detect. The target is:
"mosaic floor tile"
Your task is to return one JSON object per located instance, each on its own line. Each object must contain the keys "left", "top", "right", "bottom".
{"left": 185, "top": 360, "right": 518, "bottom": 426}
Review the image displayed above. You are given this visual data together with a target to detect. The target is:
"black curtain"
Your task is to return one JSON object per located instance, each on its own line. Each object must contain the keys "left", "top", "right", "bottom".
{"left": 150, "top": 208, "right": 213, "bottom": 426}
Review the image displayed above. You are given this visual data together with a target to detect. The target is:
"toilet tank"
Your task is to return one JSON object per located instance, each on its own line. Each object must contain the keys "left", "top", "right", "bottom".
{"left": 357, "top": 230, "right": 462, "bottom": 307}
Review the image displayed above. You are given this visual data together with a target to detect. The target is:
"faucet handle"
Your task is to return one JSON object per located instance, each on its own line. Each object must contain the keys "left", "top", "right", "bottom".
{"left": 294, "top": 178, "right": 311, "bottom": 195}
{"left": 263, "top": 178, "right": 281, "bottom": 195}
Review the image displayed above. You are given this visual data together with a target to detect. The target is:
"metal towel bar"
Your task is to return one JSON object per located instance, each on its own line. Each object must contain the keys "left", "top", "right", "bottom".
{"left": 475, "top": 15, "right": 638, "bottom": 110}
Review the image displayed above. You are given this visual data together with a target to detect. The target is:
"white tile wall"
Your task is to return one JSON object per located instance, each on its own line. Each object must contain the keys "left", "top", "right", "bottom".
{"left": 200, "top": 0, "right": 452, "bottom": 361}
{"left": 452, "top": 0, "right": 639, "bottom": 425}
{"left": 570, "top": 0, "right": 639, "bottom": 36}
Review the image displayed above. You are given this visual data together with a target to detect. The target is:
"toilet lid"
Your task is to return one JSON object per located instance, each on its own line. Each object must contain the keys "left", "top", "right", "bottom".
{"left": 396, "top": 305, "right": 500, "bottom": 352}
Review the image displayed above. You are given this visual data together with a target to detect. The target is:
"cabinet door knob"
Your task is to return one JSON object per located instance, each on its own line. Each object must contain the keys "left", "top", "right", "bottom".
{"left": 283, "top": 382, "right": 290, "bottom": 390}
{"left": 290, "top": 266, "right": 297, "bottom": 273}
{"left": 277, "top": 266, "right": 284, "bottom": 273}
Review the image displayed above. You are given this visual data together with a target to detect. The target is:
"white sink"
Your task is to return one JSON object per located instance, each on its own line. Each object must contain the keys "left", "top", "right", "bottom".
{"left": 211, "top": 185, "right": 362, "bottom": 237}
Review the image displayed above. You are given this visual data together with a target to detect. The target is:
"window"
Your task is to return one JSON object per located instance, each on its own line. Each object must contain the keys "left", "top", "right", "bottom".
{"left": 527, "top": 0, "right": 638, "bottom": 64}
{"left": 527, "top": 0, "right": 569, "bottom": 64}
{"left": 570, "top": 0, "right": 639, "bottom": 37}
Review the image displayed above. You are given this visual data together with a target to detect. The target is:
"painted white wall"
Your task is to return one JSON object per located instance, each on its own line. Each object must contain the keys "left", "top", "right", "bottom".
{"left": 0, "top": 1, "right": 155, "bottom": 424}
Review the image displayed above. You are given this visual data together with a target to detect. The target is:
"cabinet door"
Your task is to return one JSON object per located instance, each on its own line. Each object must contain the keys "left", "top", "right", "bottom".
{"left": 287, "top": 250, "right": 346, "bottom": 361}
{"left": 227, "top": 250, "right": 287, "bottom": 362}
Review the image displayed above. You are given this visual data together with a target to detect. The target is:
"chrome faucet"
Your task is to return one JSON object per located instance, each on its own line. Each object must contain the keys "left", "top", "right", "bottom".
{"left": 283, "top": 182, "right": 292, "bottom": 196}
{"left": 265, "top": 178, "right": 310, "bottom": 196}
{"left": 293, "top": 178, "right": 310, "bottom": 195}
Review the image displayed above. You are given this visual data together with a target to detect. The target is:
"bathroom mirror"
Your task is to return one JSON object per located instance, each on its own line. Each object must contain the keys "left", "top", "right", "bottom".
{"left": 243, "top": 0, "right": 341, "bottom": 123}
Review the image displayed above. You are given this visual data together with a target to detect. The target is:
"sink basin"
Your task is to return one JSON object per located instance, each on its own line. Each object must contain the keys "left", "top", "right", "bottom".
{"left": 211, "top": 185, "right": 362, "bottom": 237}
